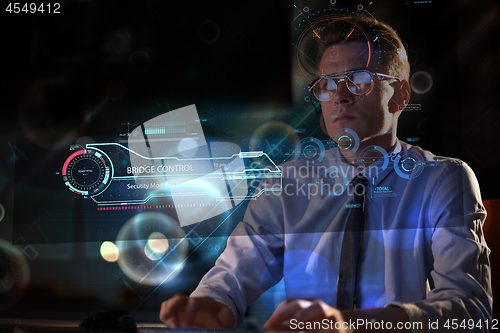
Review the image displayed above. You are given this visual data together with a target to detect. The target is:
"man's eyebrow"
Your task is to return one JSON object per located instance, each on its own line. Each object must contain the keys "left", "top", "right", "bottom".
{"left": 322, "top": 67, "right": 367, "bottom": 76}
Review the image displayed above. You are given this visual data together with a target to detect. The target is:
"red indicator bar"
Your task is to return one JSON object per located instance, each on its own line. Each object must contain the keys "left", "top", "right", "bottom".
{"left": 345, "top": 28, "right": 355, "bottom": 40}
{"left": 97, "top": 205, "right": 156, "bottom": 211}
{"left": 62, "top": 150, "right": 85, "bottom": 175}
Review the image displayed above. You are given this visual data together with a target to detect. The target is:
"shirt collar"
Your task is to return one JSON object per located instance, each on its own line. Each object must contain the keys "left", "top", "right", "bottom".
{"left": 318, "top": 140, "right": 403, "bottom": 187}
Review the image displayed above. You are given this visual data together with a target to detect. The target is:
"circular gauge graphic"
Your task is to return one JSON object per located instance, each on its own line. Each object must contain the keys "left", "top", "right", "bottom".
{"left": 62, "top": 149, "right": 113, "bottom": 196}
{"left": 394, "top": 151, "right": 425, "bottom": 179}
{"left": 330, "top": 128, "right": 360, "bottom": 157}
{"left": 358, "top": 145, "right": 389, "bottom": 177}
{"left": 318, "top": 166, "right": 348, "bottom": 196}
{"left": 295, "top": 137, "right": 325, "bottom": 166}
{"left": 294, "top": 12, "right": 373, "bottom": 99}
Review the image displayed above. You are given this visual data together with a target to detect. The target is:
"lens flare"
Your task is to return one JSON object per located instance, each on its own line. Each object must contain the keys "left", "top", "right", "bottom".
{"left": 144, "top": 232, "right": 169, "bottom": 261}
{"left": 100, "top": 241, "right": 119, "bottom": 262}
{"left": 116, "top": 212, "right": 188, "bottom": 286}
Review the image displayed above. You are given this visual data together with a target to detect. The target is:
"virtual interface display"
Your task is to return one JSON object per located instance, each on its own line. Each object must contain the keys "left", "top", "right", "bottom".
{"left": 0, "top": 0, "right": 499, "bottom": 328}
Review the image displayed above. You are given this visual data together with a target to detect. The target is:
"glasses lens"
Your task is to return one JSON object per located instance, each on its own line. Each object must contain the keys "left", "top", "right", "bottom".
{"left": 347, "top": 71, "right": 372, "bottom": 95}
{"left": 313, "top": 78, "right": 337, "bottom": 102}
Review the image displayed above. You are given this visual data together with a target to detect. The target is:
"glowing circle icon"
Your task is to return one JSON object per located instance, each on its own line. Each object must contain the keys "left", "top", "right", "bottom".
{"left": 329, "top": 47, "right": 339, "bottom": 58}
{"left": 303, "top": 145, "right": 317, "bottom": 158}
{"left": 295, "top": 137, "right": 326, "bottom": 166}
{"left": 330, "top": 128, "right": 360, "bottom": 157}
{"left": 62, "top": 149, "right": 113, "bottom": 196}
{"left": 358, "top": 145, "right": 389, "bottom": 177}
{"left": 338, "top": 135, "right": 352, "bottom": 149}
{"left": 402, "top": 158, "right": 416, "bottom": 171}
{"left": 394, "top": 151, "right": 425, "bottom": 179}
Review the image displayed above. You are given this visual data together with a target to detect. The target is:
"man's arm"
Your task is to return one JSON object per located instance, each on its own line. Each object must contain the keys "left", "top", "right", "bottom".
{"left": 160, "top": 176, "right": 286, "bottom": 328}
{"left": 265, "top": 160, "right": 491, "bottom": 333}
{"left": 390, "top": 160, "right": 492, "bottom": 332}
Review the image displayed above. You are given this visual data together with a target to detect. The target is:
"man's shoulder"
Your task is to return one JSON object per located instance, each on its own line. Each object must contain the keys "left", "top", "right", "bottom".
{"left": 401, "top": 140, "right": 460, "bottom": 164}
{"left": 277, "top": 157, "right": 323, "bottom": 179}
{"left": 399, "top": 140, "right": 473, "bottom": 176}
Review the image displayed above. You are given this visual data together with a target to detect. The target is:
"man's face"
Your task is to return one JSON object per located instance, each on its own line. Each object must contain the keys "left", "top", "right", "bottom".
{"left": 319, "top": 42, "right": 398, "bottom": 144}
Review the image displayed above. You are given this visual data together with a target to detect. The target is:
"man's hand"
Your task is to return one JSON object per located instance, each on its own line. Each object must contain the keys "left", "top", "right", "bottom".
{"left": 265, "top": 299, "right": 411, "bottom": 333}
{"left": 264, "top": 299, "right": 348, "bottom": 333}
{"left": 160, "top": 294, "right": 236, "bottom": 329}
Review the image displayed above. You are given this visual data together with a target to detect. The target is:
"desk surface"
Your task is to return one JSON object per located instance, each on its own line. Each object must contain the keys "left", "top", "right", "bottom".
{"left": 0, "top": 319, "right": 179, "bottom": 333}
{"left": 0, "top": 319, "right": 267, "bottom": 333}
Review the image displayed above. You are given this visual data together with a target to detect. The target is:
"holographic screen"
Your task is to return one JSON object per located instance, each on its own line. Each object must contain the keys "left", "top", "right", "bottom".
{"left": 61, "top": 105, "right": 282, "bottom": 226}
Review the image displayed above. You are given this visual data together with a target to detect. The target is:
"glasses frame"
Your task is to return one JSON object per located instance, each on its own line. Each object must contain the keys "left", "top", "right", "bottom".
{"left": 308, "top": 69, "right": 401, "bottom": 101}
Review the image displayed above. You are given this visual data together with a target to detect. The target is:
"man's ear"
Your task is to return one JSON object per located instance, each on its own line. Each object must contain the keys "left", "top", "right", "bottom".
{"left": 393, "top": 80, "right": 410, "bottom": 112}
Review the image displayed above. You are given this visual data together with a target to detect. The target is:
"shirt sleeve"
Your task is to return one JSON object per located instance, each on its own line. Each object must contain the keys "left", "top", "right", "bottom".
{"left": 390, "top": 160, "right": 492, "bottom": 333}
{"left": 190, "top": 179, "right": 285, "bottom": 326}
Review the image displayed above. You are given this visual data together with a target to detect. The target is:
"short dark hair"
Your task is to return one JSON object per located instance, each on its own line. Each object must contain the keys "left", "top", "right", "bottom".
{"left": 316, "top": 16, "right": 410, "bottom": 81}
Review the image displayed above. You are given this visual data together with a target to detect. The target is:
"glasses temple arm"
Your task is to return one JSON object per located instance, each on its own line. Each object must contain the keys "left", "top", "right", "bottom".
{"left": 376, "top": 73, "right": 401, "bottom": 81}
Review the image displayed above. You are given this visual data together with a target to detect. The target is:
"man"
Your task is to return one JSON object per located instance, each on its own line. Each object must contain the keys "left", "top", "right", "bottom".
{"left": 160, "top": 16, "right": 492, "bottom": 332}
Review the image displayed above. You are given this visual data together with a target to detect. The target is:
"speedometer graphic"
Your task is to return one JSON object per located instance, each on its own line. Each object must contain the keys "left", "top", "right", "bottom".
{"left": 62, "top": 149, "right": 112, "bottom": 196}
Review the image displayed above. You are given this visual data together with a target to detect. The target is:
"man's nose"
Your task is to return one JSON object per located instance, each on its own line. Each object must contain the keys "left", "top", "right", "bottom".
{"left": 333, "top": 81, "right": 355, "bottom": 105}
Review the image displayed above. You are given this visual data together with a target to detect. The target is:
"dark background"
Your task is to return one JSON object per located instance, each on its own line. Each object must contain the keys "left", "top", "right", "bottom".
{"left": 0, "top": 0, "right": 499, "bottom": 329}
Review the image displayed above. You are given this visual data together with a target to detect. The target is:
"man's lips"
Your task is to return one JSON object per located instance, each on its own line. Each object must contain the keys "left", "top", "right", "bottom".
{"left": 333, "top": 113, "right": 356, "bottom": 122}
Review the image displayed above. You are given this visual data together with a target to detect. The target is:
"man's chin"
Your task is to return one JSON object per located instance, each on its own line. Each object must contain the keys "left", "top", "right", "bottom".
{"left": 327, "top": 124, "right": 359, "bottom": 138}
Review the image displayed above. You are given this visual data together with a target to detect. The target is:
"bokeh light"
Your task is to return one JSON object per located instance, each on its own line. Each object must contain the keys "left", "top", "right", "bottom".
{"left": 129, "top": 51, "right": 151, "bottom": 74}
{"left": 198, "top": 21, "right": 220, "bottom": 43}
{"left": 116, "top": 212, "right": 188, "bottom": 286}
{"left": 0, "top": 203, "right": 5, "bottom": 222}
{"left": 144, "top": 232, "right": 169, "bottom": 261}
{"left": 100, "top": 241, "right": 119, "bottom": 262}
{"left": 106, "top": 79, "right": 127, "bottom": 100}
{"left": 410, "top": 71, "right": 433, "bottom": 94}
{"left": 177, "top": 138, "right": 198, "bottom": 158}
{"left": 75, "top": 136, "right": 95, "bottom": 147}
{"left": 0, "top": 239, "right": 30, "bottom": 311}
